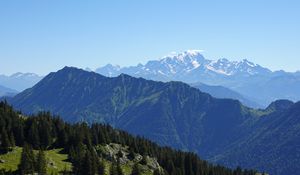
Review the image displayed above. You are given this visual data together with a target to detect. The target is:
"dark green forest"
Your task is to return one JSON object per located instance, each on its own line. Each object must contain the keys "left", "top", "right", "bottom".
{"left": 0, "top": 101, "right": 256, "bottom": 175}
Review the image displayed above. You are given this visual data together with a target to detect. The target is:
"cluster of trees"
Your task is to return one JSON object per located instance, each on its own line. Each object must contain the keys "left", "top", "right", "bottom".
{"left": 18, "top": 143, "right": 47, "bottom": 174}
{"left": 0, "top": 101, "right": 257, "bottom": 175}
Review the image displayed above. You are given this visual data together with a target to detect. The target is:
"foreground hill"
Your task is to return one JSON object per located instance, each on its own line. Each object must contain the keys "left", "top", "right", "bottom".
{"left": 0, "top": 101, "right": 255, "bottom": 175}
{"left": 8, "top": 67, "right": 300, "bottom": 175}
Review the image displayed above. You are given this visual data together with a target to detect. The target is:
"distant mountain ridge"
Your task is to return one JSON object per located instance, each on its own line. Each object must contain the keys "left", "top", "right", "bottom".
{"left": 0, "top": 84, "right": 18, "bottom": 97}
{"left": 9, "top": 67, "right": 300, "bottom": 175}
{"left": 191, "top": 82, "right": 261, "bottom": 108}
{"left": 0, "top": 72, "right": 43, "bottom": 91}
{"left": 95, "top": 50, "right": 300, "bottom": 107}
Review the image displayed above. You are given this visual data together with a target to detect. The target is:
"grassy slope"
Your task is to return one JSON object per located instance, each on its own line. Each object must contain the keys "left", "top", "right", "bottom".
{"left": 0, "top": 147, "right": 72, "bottom": 174}
{"left": 0, "top": 147, "right": 153, "bottom": 175}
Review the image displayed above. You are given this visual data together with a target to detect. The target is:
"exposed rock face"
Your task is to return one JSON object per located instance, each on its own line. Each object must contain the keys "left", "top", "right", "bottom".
{"left": 96, "top": 143, "right": 162, "bottom": 172}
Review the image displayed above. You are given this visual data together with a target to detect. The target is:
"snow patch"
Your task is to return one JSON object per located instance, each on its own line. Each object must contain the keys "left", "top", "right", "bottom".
{"left": 206, "top": 65, "right": 231, "bottom": 76}
{"left": 192, "top": 60, "right": 200, "bottom": 68}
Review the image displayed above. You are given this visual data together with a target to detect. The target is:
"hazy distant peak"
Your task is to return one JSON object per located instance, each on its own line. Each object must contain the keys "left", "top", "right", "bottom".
{"left": 10, "top": 72, "right": 41, "bottom": 78}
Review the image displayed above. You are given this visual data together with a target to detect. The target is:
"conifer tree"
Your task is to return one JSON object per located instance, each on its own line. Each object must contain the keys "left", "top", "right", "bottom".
{"left": 19, "top": 143, "right": 35, "bottom": 175}
{"left": 153, "top": 169, "right": 161, "bottom": 175}
{"left": 109, "top": 161, "right": 118, "bottom": 175}
{"left": 80, "top": 150, "right": 93, "bottom": 175}
{"left": 116, "top": 159, "right": 124, "bottom": 175}
{"left": 0, "top": 128, "right": 11, "bottom": 153}
{"left": 9, "top": 132, "right": 15, "bottom": 147}
{"left": 27, "top": 123, "right": 40, "bottom": 148}
{"left": 36, "top": 149, "right": 47, "bottom": 174}
{"left": 98, "top": 159, "right": 105, "bottom": 175}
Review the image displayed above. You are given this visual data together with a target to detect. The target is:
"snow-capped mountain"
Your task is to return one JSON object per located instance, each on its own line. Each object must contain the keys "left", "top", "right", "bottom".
{"left": 0, "top": 72, "right": 43, "bottom": 91}
{"left": 95, "top": 50, "right": 300, "bottom": 107}
{"left": 96, "top": 50, "right": 271, "bottom": 82}
{"left": 208, "top": 58, "right": 271, "bottom": 76}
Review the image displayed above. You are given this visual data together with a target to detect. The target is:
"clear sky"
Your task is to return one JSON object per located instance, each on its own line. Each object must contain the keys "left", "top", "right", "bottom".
{"left": 0, "top": 0, "right": 300, "bottom": 75}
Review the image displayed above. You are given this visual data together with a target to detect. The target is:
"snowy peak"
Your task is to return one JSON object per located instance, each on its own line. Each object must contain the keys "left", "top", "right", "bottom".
{"left": 152, "top": 50, "right": 209, "bottom": 75}
{"left": 95, "top": 50, "right": 272, "bottom": 81}
{"left": 161, "top": 50, "right": 206, "bottom": 64}
{"left": 208, "top": 58, "right": 271, "bottom": 76}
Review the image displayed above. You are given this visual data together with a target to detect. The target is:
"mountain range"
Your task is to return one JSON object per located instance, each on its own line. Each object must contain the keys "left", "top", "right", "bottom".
{"left": 0, "top": 72, "right": 43, "bottom": 92}
{"left": 96, "top": 50, "right": 300, "bottom": 107}
{"left": 8, "top": 67, "right": 300, "bottom": 175}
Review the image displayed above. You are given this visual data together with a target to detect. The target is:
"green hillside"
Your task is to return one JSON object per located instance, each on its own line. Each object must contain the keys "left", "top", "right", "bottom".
{"left": 0, "top": 146, "right": 156, "bottom": 175}
{"left": 0, "top": 101, "right": 256, "bottom": 175}
{"left": 0, "top": 147, "right": 71, "bottom": 174}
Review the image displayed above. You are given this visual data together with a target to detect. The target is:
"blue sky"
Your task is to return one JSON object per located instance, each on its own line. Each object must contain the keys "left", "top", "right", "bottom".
{"left": 0, "top": 0, "right": 299, "bottom": 75}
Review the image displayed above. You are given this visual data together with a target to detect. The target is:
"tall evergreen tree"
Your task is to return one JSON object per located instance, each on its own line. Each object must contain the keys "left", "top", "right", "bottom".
{"left": 153, "top": 169, "right": 161, "bottom": 175}
{"left": 36, "top": 149, "right": 47, "bottom": 174}
{"left": 109, "top": 161, "right": 118, "bottom": 175}
{"left": 116, "top": 160, "right": 124, "bottom": 175}
{"left": 80, "top": 150, "right": 93, "bottom": 175}
{"left": 98, "top": 159, "right": 105, "bottom": 175}
{"left": 0, "top": 128, "right": 11, "bottom": 153}
{"left": 27, "top": 123, "right": 40, "bottom": 148}
{"left": 19, "top": 143, "right": 35, "bottom": 175}
{"left": 8, "top": 132, "right": 15, "bottom": 147}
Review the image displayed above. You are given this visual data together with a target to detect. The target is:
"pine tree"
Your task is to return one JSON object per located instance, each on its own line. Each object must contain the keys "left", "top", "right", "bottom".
{"left": 109, "top": 162, "right": 118, "bottom": 175}
{"left": 80, "top": 150, "right": 93, "bottom": 175}
{"left": 39, "top": 122, "right": 51, "bottom": 149}
{"left": 27, "top": 123, "right": 40, "bottom": 148}
{"left": 116, "top": 160, "right": 124, "bottom": 175}
{"left": 36, "top": 149, "right": 47, "bottom": 174}
{"left": 0, "top": 129, "right": 11, "bottom": 153}
{"left": 131, "top": 163, "right": 141, "bottom": 175}
{"left": 9, "top": 132, "right": 15, "bottom": 147}
{"left": 98, "top": 159, "right": 105, "bottom": 175}
{"left": 153, "top": 169, "right": 161, "bottom": 175}
{"left": 19, "top": 143, "right": 35, "bottom": 175}
{"left": 15, "top": 125, "right": 24, "bottom": 146}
